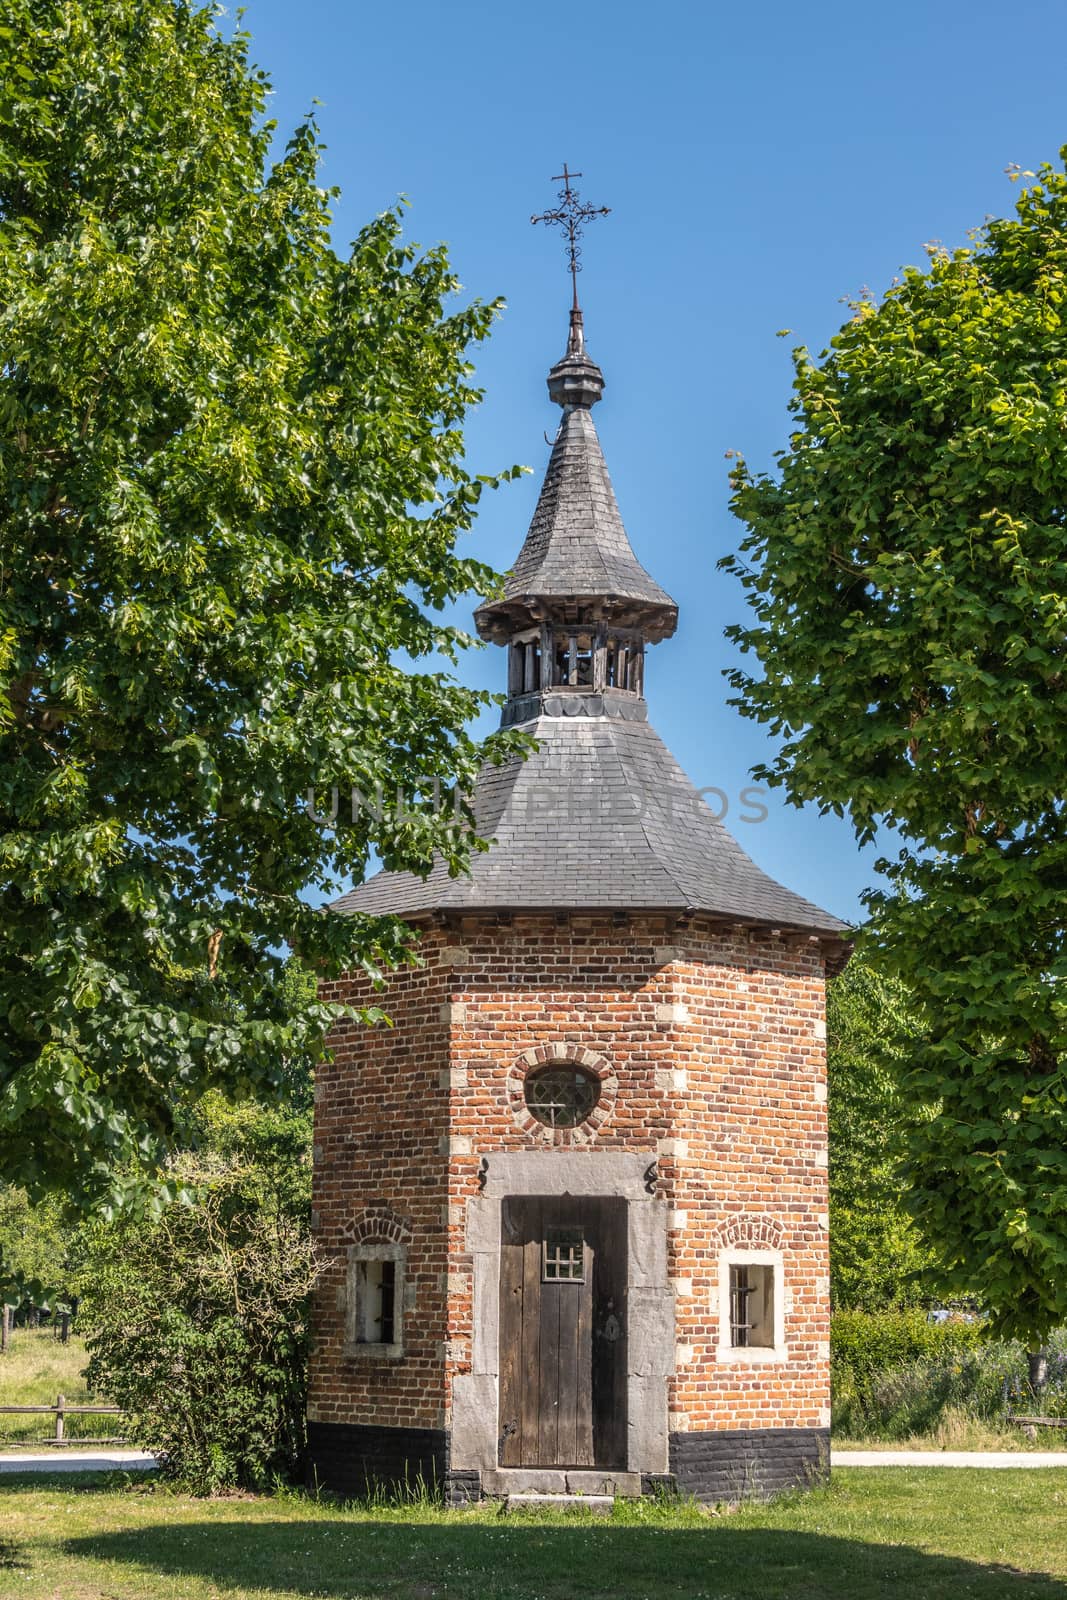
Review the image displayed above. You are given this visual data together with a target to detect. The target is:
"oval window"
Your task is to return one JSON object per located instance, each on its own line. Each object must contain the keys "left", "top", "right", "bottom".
{"left": 524, "top": 1064, "right": 600, "bottom": 1129}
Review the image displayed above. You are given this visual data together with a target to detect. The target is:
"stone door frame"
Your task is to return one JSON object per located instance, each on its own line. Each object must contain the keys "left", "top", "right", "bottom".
{"left": 451, "top": 1151, "right": 673, "bottom": 1480}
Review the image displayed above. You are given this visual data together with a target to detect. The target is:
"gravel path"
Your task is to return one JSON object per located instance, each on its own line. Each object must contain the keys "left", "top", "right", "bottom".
{"left": 0, "top": 1449, "right": 157, "bottom": 1473}
{"left": 833, "top": 1449, "right": 1067, "bottom": 1468}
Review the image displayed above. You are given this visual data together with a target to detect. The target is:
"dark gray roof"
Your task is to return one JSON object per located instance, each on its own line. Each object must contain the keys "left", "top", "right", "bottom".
{"left": 331, "top": 708, "right": 848, "bottom": 935}
{"left": 475, "top": 402, "right": 677, "bottom": 643}
{"left": 513, "top": 405, "right": 675, "bottom": 607}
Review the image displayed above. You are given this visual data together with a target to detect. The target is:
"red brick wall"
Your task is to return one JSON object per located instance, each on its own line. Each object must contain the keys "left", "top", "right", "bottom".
{"left": 309, "top": 914, "right": 830, "bottom": 1438}
{"left": 308, "top": 946, "right": 452, "bottom": 1433}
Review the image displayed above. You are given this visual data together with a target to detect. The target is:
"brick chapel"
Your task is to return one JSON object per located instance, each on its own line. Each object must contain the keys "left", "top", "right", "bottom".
{"left": 307, "top": 294, "right": 850, "bottom": 1506}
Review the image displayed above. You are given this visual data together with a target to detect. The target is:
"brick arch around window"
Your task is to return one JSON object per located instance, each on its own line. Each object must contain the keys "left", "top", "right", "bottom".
{"left": 506, "top": 1043, "right": 618, "bottom": 1145}
{"left": 341, "top": 1208, "right": 411, "bottom": 1361}
{"left": 712, "top": 1215, "right": 785, "bottom": 1251}
{"left": 341, "top": 1205, "right": 413, "bottom": 1248}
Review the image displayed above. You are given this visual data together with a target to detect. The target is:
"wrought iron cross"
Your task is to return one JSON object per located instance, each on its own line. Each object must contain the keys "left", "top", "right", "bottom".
{"left": 531, "top": 164, "right": 611, "bottom": 310}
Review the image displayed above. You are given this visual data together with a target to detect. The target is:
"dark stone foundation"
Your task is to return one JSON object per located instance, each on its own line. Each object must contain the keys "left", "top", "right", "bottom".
{"left": 669, "top": 1427, "right": 830, "bottom": 1503}
{"left": 307, "top": 1420, "right": 829, "bottom": 1505}
{"left": 307, "top": 1421, "right": 449, "bottom": 1500}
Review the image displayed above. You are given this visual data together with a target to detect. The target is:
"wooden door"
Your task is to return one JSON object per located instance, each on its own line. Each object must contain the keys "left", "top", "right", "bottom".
{"left": 498, "top": 1196, "right": 627, "bottom": 1469}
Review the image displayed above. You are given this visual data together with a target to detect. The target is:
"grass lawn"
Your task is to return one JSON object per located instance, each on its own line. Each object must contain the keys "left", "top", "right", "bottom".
{"left": 1, "top": 1469, "right": 1067, "bottom": 1599}
{"left": 0, "top": 1328, "right": 118, "bottom": 1447}
{"left": 832, "top": 1405, "right": 1067, "bottom": 1455}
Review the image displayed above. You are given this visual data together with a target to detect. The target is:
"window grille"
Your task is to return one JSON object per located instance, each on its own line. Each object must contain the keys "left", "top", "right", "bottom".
{"left": 728, "top": 1262, "right": 775, "bottom": 1349}
{"left": 346, "top": 1244, "right": 404, "bottom": 1356}
{"left": 543, "top": 1228, "right": 585, "bottom": 1282}
{"left": 524, "top": 1065, "right": 600, "bottom": 1128}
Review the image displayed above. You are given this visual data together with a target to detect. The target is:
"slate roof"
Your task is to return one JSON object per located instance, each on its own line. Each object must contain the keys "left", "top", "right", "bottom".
{"left": 474, "top": 337, "right": 677, "bottom": 641}
{"left": 498, "top": 403, "right": 676, "bottom": 612}
{"left": 331, "top": 711, "right": 848, "bottom": 934}
{"left": 333, "top": 314, "right": 847, "bottom": 941}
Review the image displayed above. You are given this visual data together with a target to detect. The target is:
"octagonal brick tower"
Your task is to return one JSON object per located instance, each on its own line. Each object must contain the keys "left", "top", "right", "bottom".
{"left": 307, "top": 307, "right": 850, "bottom": 1506}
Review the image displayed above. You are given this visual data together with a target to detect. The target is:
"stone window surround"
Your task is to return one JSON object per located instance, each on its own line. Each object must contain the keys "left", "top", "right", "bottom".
{"left": 450, "top": 1151, "right": 673, "bottom": 1479}
{"left": 343, "top": 1239, "right": 406, "bottom": 1362}
{"left": 716, "top": 1246, "right": 787, "bottom": 1365}
{"left": 506, "top": 1044, "right": 618, "bottom": 1146}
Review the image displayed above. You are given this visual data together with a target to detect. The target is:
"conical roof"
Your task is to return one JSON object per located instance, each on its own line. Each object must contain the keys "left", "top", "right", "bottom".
{"left": 330, "top": 709, "right": 848, "bottom": 935}
{"left": 475, "top": 314, "right": 677, "bottom": 643}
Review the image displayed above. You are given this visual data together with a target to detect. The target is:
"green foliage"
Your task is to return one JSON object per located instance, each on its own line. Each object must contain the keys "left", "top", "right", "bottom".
{"left": 831, "top": 1311, "right": 1067, "bottom": 1440}
{"left": 831, "top": 1308, "right": 984, "bottom": 1373}
{"left": 187, "top": 1079, "right": 314, "bottom": 1220}
{"left": 724, "top": 151, "right": 1067, "bottom": 1348}
{"left": 0, "top": 0, "right": 527, "bottom": 1220}
{"left": 81, "top": 1121, "right": 315, "bottom": 1492}
{"left": 0, "top": 1184, "right": 74, "bottom": 1311}
{"left": 827, "top": 953, "right": 937, "bottom": 1308}
{"left": 833, "top": 1346, "right": 1016, "bottom": 1442}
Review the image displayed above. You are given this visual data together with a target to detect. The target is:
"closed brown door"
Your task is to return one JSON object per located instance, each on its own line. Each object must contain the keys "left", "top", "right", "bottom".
{"left": 498, "top": 1196, "right": 627, "bottom": 1469}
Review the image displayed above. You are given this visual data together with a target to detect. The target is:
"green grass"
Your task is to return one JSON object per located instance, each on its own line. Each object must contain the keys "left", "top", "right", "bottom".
{"left": 0, "top": 1328, "right": 119, "bottom": 1447}
{"left": 833, "top": 1405, "right": 1067, "bottom": 1452}
{"left": 2, "top": 1469, "right": 1067, "bottom": 1598}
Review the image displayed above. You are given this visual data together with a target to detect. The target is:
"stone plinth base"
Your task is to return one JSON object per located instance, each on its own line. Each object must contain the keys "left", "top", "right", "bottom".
{"left": 669, "top": 1426, "right": 830, "bottom": 1503}
{"left": 307, "top": 1419, "right": 829, "bottom": 1507}
{"left": 306, "top": 1421, "right": 448, "bottom": 1501}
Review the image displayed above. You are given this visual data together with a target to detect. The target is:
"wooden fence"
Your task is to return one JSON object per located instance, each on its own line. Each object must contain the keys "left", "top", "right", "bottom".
{"left": 0, "top": 1394, "right": 126, "bottom": 1445}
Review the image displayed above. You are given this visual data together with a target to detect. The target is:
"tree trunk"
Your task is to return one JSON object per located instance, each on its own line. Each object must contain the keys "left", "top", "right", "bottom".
{"left": 1028, "top": 1346, "right": 1049, "bottom": 1394}
{"left": 1, "top": 1305, "right": 9, "bottom": 1353}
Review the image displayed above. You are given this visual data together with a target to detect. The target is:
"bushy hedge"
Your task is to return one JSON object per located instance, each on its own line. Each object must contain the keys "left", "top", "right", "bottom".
{"left": 832, "top": 1308, "right": 984, "bottom": 1372}
{"left": 831, "top": 1310, "right": 1067, "bottom": 1440}
{"left": 80, "top": 1088, "right": 317, "bottom": 1495}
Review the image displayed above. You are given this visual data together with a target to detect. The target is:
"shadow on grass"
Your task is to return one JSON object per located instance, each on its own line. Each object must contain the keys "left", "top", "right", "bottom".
{"left": 65, "top": 1517, "right": 1067, "bottom": 1600}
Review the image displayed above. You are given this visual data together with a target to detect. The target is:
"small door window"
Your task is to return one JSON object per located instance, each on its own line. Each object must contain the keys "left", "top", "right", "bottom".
{"left": 543, "top": 1227, "right": 585, "bottom": 1282}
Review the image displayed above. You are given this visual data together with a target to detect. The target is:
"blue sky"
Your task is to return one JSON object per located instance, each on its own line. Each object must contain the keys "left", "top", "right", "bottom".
{"left": 240, "top": 0, "right": 1066, "bottom": 926}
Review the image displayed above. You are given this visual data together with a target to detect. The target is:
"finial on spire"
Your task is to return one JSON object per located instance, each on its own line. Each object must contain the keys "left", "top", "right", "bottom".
{"left": 531, "top": 164, "right": 610, "bottom": 350}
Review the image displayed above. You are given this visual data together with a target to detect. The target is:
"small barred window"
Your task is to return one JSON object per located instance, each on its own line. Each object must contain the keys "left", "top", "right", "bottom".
{"left": 718, "top": 1247, "right": 785, "bottom": 1362}
{"left": 729, "top": 1262, "right": 775, "bottom": 1348}
{"left": 543, "top": 1228, "right": 585, "bottom": 1282}
{"left": 345, "top": 1243, "right": 405, "bottom": 1358}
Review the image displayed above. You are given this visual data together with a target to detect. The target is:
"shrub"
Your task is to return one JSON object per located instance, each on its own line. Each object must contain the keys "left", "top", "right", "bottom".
{"left": 81, "top": 1154, "right": 318, "bottom": 1494}
{"left": 831, "top": 1310, "right": 1067, "bottom": 1440}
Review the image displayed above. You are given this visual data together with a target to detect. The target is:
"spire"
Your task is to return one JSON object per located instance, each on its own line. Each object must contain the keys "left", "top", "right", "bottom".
{"left": 475, "top": 169, "right": 675, "bottom": 646}
{"left": 330, "top": 175, "right": 849, "bottom": 945}
{"left": 529, "top": 165, "right": 611, "bottom": 411}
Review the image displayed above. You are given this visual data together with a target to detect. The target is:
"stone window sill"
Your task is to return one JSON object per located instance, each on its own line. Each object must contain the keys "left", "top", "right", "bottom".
{"left": 715, "top": 1344, "right": 790, "bottom": 1365}
{"left": 343, "top": 1342, "right": 405, "bottom": 1362}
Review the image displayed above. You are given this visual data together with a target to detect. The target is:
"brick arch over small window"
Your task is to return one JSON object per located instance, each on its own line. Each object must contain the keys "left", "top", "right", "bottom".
{"left": 712, "top": 1215, "right": 785, "bottom": 1251}
{"left": 506, "top": 1043, "right": 618, "bottom": 1146}
{"left": 340, "top": 1205, "right": 413, "bottom": 1248}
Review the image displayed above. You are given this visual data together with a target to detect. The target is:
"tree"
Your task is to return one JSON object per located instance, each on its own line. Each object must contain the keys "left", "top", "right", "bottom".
{"left": 0, "top": 1, "right": 524, "bottom": 1218}
{"left": 0, "top": 1185, "right": 71, "bottom": 1314}
{"left": 723, "top": 153, "right": 1067, "bottom": 1359}
{"left": 826, "top": 953, "right": 936, "bottom": 1310}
